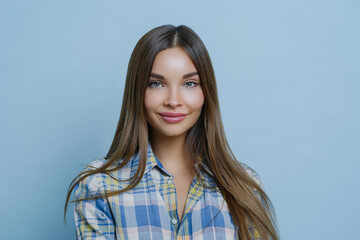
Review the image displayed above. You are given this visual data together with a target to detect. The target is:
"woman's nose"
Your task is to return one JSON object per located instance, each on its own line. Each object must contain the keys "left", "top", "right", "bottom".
{"left": 164, "top": 87, "right": 182, "bottom": 108}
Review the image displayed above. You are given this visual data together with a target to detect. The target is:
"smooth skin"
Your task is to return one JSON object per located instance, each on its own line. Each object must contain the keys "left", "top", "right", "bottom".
{"left": 144, "top": 47, "right": 204, "bottom": 221}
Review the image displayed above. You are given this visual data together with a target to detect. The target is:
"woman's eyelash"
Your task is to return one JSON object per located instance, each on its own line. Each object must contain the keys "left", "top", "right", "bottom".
{"left": 148, "top": 80, "right": 199, "bottom": 88}
{"left": 148, "top": 81, "right": 163, "bottom": 88}
{"left": 185, "top": 81, "right": 198, "bottom": 87}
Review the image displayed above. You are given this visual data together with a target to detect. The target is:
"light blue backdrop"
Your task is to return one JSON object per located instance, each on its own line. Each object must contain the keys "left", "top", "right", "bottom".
{"left": 1, "top": 0, "right": 359, "bottom": 239}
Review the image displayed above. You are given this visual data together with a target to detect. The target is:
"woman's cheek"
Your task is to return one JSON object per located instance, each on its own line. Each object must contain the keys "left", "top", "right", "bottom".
{"left": 185, "top": 89, "right": 204, "bottom": 109}
{"left": 144, "top": 90, "right": 160, "bottom": 109}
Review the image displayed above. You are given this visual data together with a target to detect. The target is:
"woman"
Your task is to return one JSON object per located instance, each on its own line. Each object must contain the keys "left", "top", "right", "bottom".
{"left": 65, "top": 24, "right": 279, "bottom": 240}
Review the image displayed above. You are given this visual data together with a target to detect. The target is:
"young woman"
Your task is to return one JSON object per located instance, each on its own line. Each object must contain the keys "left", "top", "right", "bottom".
{"left": 65, "top": 25, "right": 279, "bottom": 240}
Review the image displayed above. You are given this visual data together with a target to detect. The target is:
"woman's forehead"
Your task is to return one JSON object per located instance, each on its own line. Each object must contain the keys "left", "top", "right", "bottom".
{"left": 151, "top": 47, "right": 197, "bottom": 77}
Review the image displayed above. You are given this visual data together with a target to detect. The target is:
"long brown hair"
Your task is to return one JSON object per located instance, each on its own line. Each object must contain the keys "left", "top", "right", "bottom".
{"left": 65, "top": 24, "right": 278, "bottom": 240}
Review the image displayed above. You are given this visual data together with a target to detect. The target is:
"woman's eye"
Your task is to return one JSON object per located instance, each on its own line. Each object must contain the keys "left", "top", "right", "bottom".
{"left": 148, "top": 81, "right": 163, "bottom": 88}
{"left": 185, "top": 81, "right": 197, "bottom": 88}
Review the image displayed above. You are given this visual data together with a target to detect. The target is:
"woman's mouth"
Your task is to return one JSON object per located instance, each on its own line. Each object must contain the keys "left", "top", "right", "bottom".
{"left": 159, "top": 112, "right": 187, "bottom": 123}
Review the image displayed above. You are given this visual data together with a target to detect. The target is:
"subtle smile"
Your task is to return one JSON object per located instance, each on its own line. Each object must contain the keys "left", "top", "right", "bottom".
{"left": 159, "top": 112, "right": 187, "bottom": 123}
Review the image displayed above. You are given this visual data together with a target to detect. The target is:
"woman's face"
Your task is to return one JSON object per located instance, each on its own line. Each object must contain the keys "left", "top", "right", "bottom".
{"left": 144, "top": 47, "right": 204, "bottom": 140}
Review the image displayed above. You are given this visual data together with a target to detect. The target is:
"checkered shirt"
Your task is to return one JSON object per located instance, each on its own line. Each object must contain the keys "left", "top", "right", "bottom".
{"left": 74, "top": 144, "right": 262, "bottom": 239}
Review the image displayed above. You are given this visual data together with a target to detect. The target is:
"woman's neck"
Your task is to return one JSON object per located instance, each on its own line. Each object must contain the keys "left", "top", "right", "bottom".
{"left": 149, "top": 132, "right": 193, "bottom": 176}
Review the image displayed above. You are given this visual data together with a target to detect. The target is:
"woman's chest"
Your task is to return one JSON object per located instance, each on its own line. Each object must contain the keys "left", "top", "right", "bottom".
{"left": 106, "top": 177, "right": 237, "bottom": 240}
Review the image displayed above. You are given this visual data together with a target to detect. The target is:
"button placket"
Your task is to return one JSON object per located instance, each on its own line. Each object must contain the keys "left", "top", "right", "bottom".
{"left": 167, "top": 176, "right": 179, "bottom": 231}
{"left": 171, "top": 218, "right": 178, "bottom": 225}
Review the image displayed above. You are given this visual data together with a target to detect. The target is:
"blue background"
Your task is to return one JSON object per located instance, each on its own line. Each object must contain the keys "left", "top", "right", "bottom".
{"left": 1, "top": 0, "right": 359, "bottom": 239}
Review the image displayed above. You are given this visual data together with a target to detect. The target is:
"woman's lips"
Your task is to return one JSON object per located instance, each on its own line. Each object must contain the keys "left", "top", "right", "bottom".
{"left": 159, "top": 112, "right": 186, "bottom": 123}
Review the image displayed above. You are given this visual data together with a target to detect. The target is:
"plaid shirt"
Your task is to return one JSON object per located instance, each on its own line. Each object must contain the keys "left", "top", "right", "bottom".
{"left": 74, "top": 144, "right": 262, "bottom": 239}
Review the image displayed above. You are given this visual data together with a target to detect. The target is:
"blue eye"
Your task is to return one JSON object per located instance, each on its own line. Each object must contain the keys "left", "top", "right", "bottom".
{"left": 185, "top": 81, "right": 197, "bottom": 88}
{"left": 148, "top": 81, "right": 163, "bottom": 88}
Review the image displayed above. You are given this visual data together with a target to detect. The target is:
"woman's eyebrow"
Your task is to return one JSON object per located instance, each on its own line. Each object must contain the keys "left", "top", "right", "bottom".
{"left": 150, "top": 72, "right": 198, "bottom": 80}
{"left": 150, "top": 73, "right": 164, "bottom": 79}
{"left": 183, "top": 72, "right": 198, "bottom": 79}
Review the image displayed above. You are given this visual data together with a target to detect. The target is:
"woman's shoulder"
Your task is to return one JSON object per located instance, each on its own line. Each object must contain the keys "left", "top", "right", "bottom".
{"left": 85, "top": 156, "right": 134, "bottom": 178}
{"left": 74, "top": 157, "right": 133, "bottom": 199}
{"left": 240, "top": 162, "right": 264, "bottom": 189}
{"left": 86, "top": 158, "right": 108, "bottom": 170}
{"left": 200, "top": 161, "right": 263, "bottom": 190}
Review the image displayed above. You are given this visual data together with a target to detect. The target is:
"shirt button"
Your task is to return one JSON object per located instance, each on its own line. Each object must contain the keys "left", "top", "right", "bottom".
{"left": 168, "top": 179, "right": 172, "bottom": 185}
{"left": 171, "top": 218, "right": 178, "bottom": 225}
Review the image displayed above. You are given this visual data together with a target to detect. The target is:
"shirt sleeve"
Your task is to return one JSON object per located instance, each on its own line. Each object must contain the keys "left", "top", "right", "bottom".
{"left": 74, "top": 172, "right": 116, "bottom": 240}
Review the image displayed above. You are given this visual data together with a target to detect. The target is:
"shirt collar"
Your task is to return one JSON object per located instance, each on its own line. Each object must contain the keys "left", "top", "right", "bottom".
{"left": 144, "top": 142, "right": 171, "bottom": 176}
{"left": 130, "top": 141, "right": 218, "bottom": 188}
{"left": 129, "top": 141, "right": 172, "bottom": 177}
